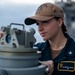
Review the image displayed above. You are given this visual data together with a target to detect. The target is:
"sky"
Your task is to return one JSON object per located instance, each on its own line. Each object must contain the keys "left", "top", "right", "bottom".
{"left": 0, "top": 0, "right": 54, "bottom": 5}
{"left": 0, "top": 0, "right": 55, "bottom": 43}
{"left": 0, "top": 0, "right": 75, "bottom": 43}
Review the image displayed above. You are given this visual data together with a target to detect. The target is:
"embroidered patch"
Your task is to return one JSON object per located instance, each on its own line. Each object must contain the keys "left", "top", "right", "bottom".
{"left": 58, "top": 61, "right": 75, "bottom": 72}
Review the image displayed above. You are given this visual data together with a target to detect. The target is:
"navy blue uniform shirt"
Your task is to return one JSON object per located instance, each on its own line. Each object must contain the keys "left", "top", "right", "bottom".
{"left": 34, "top": 33, "right": 75, "bottom": 75}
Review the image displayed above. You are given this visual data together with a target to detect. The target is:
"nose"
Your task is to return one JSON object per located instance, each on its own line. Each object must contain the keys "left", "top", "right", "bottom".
{"left": 38, "top": 23, "right": 44, "bottom": 32}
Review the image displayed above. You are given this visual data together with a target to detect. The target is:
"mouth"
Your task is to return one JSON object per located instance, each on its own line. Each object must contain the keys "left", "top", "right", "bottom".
{"left": 40, "top": 32, "right": 46, "bottom": 37}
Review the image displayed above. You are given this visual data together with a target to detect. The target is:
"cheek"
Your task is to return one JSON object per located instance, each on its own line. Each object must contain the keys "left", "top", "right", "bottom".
{"left": 47, "top": 24, "right": 56, "bottom": 31}
{"left": 46, "top": 23, "right": 59, "bottom": 35}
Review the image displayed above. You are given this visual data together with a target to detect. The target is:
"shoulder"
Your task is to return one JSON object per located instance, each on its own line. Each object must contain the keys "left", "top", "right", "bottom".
{"left": 66, "top": 38, "right": 75, "bottom": 60}
{"left": 61, "top": 33, "right": 75, "bottom": 60}
{"left": 65, "top": 33, "right": 75, "bottom": 52}
{"left": 34, "top": 41, "right": 47, "bottom": 51}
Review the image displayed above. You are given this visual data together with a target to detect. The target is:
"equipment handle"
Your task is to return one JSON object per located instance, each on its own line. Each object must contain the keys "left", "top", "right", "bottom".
{"left": 10, "top": 23, "right": 25, "bottom": 30}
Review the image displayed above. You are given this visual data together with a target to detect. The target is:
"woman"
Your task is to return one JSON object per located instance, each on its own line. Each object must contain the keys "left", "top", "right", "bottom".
{"left": 25, "top": 2, "right": 75, "bottom": 75}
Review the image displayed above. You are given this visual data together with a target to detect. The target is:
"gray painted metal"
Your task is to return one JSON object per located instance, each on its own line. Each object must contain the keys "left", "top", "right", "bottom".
{"left": 55, "top": 0, "right": 75, "bottom": 40}
{"left": 0, "top": 23, "right": 46, "bottom": 75}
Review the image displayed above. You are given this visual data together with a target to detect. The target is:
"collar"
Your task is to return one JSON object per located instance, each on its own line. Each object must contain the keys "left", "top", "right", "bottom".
{"left": 44, "top": 33, "right": 75, "bottom": 62}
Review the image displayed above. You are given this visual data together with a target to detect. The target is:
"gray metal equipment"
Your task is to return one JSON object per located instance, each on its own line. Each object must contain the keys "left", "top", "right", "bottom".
{"left": 0, "top": 23, "right": 46, "bottom": 75}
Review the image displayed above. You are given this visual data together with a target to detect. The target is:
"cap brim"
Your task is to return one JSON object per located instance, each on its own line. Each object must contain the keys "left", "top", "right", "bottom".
{"left": 24, "top": 15, "right": 54, "bottom": 25}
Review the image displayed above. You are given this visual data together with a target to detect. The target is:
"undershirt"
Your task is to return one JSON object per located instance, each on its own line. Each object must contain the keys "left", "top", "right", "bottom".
{"left": 51, "top": 49, "right": 62, "bottom": 59}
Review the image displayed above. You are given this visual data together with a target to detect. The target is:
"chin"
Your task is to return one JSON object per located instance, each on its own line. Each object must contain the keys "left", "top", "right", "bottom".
{"left": 42, "top": 36, "right": 52, "bottom": 41}
{"left": 42, "top": 37, "right": 48, "bottom": 41}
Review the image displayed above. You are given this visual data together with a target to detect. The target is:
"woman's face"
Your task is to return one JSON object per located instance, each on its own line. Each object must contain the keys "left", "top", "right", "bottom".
{"left": 36, "top": 18, "right": 62, "bottom": 41}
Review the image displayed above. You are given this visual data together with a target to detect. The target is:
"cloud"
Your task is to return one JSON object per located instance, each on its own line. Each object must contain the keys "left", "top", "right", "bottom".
{"left": 0, "top": 0, "right": 55, "bottom": 43}
{"left": 0, "top": 3, "right": 44, "bottom": 43}
{"left": 0, "top": 0, "right": 54, "bottom": 5}
{"left": 0, "top": 4, "right": 37, "bottom": 25}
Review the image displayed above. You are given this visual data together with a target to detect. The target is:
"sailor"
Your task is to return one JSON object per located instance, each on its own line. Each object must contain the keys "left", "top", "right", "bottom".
{"left": 25, "top": 2, "right": 75, "bottom": 75}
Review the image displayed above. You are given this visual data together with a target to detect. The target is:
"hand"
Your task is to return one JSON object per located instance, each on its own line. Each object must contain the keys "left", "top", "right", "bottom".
{"left": 39, "top": 60, "right": 54, "bottom": 75}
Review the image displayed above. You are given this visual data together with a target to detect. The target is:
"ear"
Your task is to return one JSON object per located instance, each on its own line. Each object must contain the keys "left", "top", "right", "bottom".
{"left": 58, "top": 18, "right": 63, "bottom": 27}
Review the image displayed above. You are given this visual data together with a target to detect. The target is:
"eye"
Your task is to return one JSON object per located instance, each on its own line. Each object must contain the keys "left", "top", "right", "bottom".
{"left": 36, "top": 22, "right": 39, "bottom": 26}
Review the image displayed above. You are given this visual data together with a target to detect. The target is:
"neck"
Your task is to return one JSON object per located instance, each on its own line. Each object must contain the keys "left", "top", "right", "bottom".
{"left": 48, "top": 31, "right": 67, "bottom": 51}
